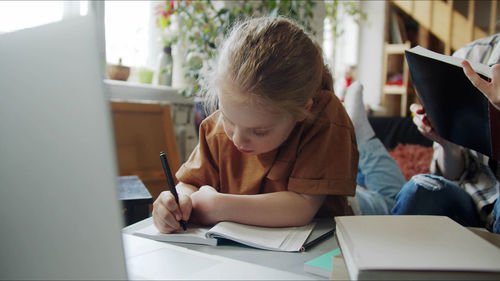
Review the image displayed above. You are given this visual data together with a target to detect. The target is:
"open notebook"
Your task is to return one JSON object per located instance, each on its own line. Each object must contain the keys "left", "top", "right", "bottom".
{"left": 133, "top": 218, "right": 315, "bottom": 252}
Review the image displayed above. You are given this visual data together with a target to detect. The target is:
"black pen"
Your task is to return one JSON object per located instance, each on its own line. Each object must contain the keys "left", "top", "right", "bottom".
{"left": 300, "top": 228, "right": 335, "bottom": 252}
{"left": 160, "top": 151, "right": 187, "bottom": 231}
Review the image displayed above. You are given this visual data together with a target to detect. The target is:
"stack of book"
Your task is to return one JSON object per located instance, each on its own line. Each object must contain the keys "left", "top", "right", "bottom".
{"left": 334, "top": 215, "right": 500, "bottom": 280}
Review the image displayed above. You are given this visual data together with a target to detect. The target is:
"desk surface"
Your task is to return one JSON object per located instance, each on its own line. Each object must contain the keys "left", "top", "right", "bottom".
{"left": 122, "top": 217, "right": 337, "bottom": 280}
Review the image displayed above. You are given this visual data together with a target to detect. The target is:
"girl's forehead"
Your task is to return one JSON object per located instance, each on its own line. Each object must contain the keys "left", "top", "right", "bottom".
{"left": 219, "top": 93, "right": 288, "bottom": 129}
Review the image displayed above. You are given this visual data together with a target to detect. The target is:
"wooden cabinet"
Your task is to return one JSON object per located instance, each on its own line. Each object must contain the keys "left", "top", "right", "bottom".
{"left": 110, "top": 101, "right": 181, "bottom": 203}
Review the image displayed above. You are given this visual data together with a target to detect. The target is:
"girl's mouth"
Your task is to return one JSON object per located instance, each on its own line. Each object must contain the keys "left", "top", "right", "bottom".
{"left": 238, "top": 148, "right": 254, "bottom": 153}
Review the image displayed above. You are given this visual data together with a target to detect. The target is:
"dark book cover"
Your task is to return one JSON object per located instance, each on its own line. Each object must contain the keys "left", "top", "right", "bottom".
{"left": 405, "top": 46, "right": 500, "bottom": 160}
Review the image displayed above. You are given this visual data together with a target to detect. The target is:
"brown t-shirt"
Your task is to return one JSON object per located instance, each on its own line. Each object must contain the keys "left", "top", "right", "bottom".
{"left": 176, "top": 90, "right": 359, "bottom": 217}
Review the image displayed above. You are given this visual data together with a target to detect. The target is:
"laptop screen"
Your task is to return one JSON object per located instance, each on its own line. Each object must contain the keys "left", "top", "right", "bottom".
{"left": 0, "top": 15, "right": 128, "bottom": 279}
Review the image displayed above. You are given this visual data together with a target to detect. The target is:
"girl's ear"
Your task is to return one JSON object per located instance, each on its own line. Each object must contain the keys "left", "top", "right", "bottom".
{"left": 296, "top": 98, "right": 313, "bottom": 122}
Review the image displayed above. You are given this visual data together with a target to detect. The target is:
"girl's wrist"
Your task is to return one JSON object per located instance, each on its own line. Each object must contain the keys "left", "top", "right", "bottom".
{"left": 212, "top": 192, "right": 230, "bottom": 222}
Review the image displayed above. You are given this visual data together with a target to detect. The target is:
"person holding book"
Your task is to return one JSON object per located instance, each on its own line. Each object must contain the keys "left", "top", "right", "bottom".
{"left": 152, "top": 16, "right": 359, "bottom": 233}
{"left": 392, "top": 34, "right": 500, "bottom": 233}
{"left": 462, "top": 59, "right": 500, "bottom": 111}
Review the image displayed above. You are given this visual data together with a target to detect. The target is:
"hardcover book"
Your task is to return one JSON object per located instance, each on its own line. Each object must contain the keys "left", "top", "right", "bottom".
{"left": 405, "top": 46, "right": 500, "bottom": 160}
{"left": 334, "top": 215, "right": 500, "bottom": 280}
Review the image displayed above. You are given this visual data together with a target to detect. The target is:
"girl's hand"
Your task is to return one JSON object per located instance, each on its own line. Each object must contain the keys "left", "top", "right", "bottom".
{"left": 462, "top": 60, "right": 500, "bottom": 111}
{"left": 152, "top": 190, "right": 192, "bottom": 233}
{"left": 190, "top": 185, "right": 222, "bottom": 225}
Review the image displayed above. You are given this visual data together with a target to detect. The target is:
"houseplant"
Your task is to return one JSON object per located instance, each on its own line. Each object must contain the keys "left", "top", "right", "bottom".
{"left": 155, "top": 0, "right": 317, "bottom": 98}
{"left": 325, "top": 0, "right": 366, "bottom": 44}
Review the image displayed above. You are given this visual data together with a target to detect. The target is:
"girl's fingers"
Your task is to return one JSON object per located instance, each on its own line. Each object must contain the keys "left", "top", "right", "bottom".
{"left": 152, "top": 191, "right": 183, "bottom": 233}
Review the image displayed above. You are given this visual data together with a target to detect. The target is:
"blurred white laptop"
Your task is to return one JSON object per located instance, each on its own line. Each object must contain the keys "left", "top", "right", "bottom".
{"left": 0, "top": 14, "right": 127, "bottom": 280}
{"left": 0, "top": 14, "right": 310, "bottom": 280}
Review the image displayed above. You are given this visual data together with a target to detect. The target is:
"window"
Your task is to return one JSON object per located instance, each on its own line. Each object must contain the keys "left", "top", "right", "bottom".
{"left": 105, "top": 1, "right": 161, "bottom": 69}
{"left": 0, "top": 1, "right": 88, "bottom": 34}
{"left": 323, "top": 4, "right": 360, "bottom": 96}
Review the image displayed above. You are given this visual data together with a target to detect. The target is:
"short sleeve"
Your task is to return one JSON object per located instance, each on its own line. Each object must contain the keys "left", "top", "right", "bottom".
{"left": 288, "top": 122, "right": 358, "bottom": 196}
{"left": 175, "top": 118, "right": 220, "bottom": 188}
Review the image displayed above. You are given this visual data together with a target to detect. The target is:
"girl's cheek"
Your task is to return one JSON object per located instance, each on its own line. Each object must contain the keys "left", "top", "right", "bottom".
{"left": 222, "top": 123, "right": 234, "bottom": 139}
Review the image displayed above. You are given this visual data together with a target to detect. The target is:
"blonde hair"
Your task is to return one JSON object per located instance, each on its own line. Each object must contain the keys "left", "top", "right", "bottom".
{"left": 201, "top": 16, "right": 333, "bottom": 117}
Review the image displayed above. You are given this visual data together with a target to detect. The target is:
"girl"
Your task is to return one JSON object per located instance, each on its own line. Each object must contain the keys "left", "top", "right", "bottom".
{"left": 153, "top": 16, "right": 359, "bottom": 233}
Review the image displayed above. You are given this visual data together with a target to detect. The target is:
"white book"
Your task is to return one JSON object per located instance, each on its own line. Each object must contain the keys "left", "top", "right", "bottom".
{"left": 335, "top": 215, "right": 500, "bottom": 280}
{"left": 134, "top": 219, "right": 315, "bottom": 252}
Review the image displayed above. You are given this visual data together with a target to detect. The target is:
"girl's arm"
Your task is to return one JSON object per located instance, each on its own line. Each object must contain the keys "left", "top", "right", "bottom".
{"left": 190, "top": 185, "right": 325, "bottom": 227}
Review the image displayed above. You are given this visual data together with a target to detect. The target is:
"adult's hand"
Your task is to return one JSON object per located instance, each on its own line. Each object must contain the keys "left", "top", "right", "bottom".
{"left": 462, "top": 60, "right": 500, "bottom": 111}
{"left": 410, "top": 103, "right": 446, "bottom": 144}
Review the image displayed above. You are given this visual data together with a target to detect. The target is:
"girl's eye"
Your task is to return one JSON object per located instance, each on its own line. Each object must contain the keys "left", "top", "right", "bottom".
{"left": 253, "top": 130, "right": 269, "bottom": 137}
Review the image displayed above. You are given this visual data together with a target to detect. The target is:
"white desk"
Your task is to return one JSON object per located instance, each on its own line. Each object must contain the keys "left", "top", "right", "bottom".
{"left": 122, "top": 218, "right": 337, "bottom": 280}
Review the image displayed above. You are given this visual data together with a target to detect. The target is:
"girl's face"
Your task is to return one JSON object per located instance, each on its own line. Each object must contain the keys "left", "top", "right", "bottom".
{"left": 219, "top": 91, "right": 299, "bottom": 155}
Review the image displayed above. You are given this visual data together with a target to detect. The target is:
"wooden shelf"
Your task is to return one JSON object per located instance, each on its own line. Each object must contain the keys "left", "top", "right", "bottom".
{"left": 380, "top": 0, "right": 500, "bottom": 117}
{"left": 381, "top": 41, "right": 411, "bottom": 117}
{"left": 385, "top": 43, "right": 412, "bottom": 54}
{"left": 383, "top": 85, "right": 407, "bottom": 95}
{"left": 392, "top": 0, "right": 497, "bottom": 55}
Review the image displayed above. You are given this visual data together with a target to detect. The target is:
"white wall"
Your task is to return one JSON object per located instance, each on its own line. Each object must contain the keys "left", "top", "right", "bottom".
{"left": 357, "top": 0, "right": 386, "bottom": 108}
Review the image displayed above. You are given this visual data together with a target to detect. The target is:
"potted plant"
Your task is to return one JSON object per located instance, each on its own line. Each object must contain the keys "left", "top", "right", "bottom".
{"left": 155, "top": 0, "right": 319, "bottom": 134}
{"left": 325, "top": 0, "right": 366, "bottom": 44}
{"left": 155, "top": 0, "right": 318, "bottom": 98}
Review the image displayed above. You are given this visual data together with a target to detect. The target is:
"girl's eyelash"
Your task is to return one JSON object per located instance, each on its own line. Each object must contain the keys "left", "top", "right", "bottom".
{"left": 222, "top": 113, "right": 269, "bottom": 136}
{"left": 254, "top": 131, "right": 269, "bottom": 136}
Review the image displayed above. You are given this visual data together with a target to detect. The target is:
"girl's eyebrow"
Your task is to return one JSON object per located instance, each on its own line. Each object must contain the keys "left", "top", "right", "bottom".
{"left": 220, "top": 110, "right": 274, "bottom": 130}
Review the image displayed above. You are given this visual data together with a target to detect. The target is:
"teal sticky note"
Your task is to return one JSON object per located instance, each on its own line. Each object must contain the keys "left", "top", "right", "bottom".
{"left": 304, "top": 248, "right": 341, "bottom": 277}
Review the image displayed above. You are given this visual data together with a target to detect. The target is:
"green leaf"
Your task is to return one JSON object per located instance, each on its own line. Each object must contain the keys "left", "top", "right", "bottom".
{"left": 158, "top": 16, "right": 168, "bottom": 29}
